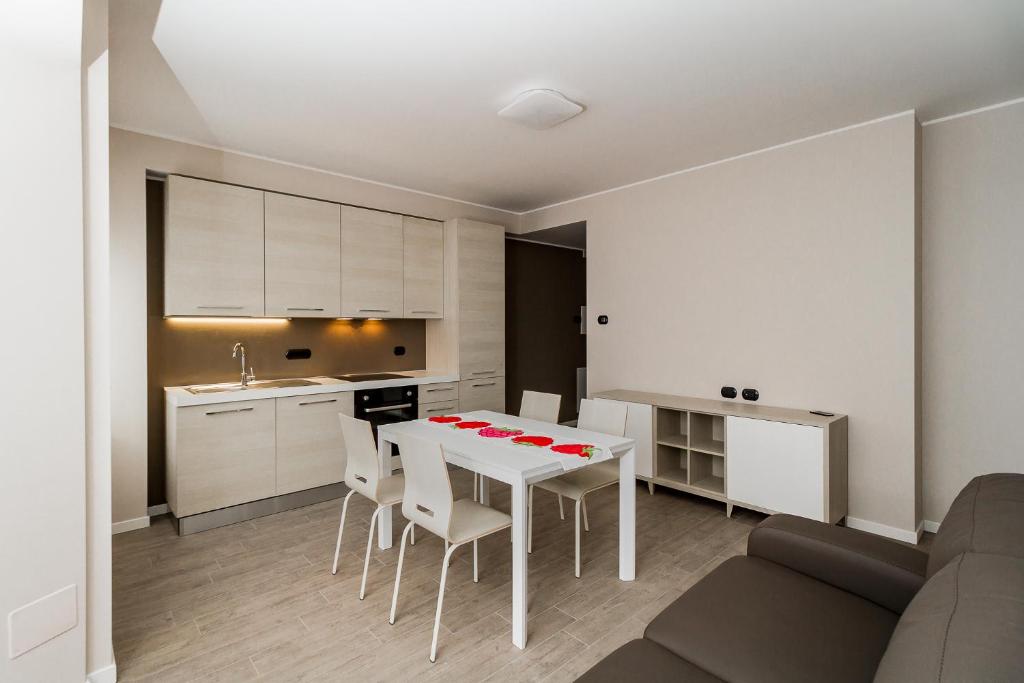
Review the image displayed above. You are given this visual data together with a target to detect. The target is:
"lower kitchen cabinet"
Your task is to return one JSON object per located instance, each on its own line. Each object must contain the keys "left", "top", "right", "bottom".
{"left": 459, "top": 376, "right": 505, "bottom": 412}
{"left": 168, "top": 399, "right": 277, "bottom": 517}
{"left": 275, "top": 393, "right": 354, "bottom": 495}
{"left": 419, "top": 399, "right": 459, "bottom": 418}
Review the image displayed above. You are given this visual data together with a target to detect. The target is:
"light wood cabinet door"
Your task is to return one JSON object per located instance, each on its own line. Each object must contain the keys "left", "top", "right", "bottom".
{"left": 265, "top": 193, "right": 341, "bottom": 317}
{"left": 275, "top": 393, "right": 354, "bottom": 495}
{"left": 459, "top": 377, "right": 505, "bottom": 412}
{"left": 596, "top": 399, "right": 653, "bottom": 478}
{"left": 165, "top": 175, "right": 265, "bottom": 316}
{"left": 403, "top": 217, "right": 443, "bottom": 318}
{"left": 173, "top": 399, "right": 276, "bottom": 516}
{"left": 419, "top": 399, "right": 459, "bottom": 419}
{"left": 419, "top": 381, "right": 459, "bottom": 403}
{"left": 457, "top": 220, "right": 505, "bottom": 377}
{"left": 341, "top": 206, "right": 404, "bottom": 318}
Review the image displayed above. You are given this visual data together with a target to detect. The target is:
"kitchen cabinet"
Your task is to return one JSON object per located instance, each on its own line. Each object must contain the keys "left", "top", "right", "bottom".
{"left": 341, "top": 206, "right": 404, "bottom": 318}
{"left": 450, "top": 219, "right": 505, "bottom": 378}
{"left": 419, "top": 399, "right": 459, "bottom": 419}
{"left": 459, "top": 376, "right": 505, "bottom": 412}
{"left": 595, "top": 398, "right": 653, "bottom": 478}
{"left": 275, "top": 393, "right": 354, "bottom": 495}
{"left": 164, "top": 175, "right": 265, "bottom": 316}
{"left": 167, "top": 399, "right": 276, "bottom": 517}
{"left": 264, "top": 192, "right": 341, "bottom": 317}
{"left": 403, "top": 217, "right": 444, "bottom": 318}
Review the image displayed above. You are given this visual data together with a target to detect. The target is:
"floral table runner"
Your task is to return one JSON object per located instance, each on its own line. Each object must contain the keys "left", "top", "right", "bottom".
{"left": 421, "top": 414, "right": 615, "bottom": 472}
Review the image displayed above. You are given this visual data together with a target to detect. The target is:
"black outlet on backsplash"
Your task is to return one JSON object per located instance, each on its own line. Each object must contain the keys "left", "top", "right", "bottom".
{"left": 285, "top": 348, "right": 312, "bottom": 360}
{"left": 394, "top": 345, "right": 406, "bottom": 356}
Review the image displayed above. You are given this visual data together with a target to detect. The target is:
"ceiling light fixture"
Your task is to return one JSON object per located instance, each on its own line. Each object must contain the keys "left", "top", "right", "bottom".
{"left": 498, "top": 89, "right": 584, "bottom": 130}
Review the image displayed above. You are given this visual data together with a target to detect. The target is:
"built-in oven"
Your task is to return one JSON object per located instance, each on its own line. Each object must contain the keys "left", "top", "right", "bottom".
{"left": 352, "top": 384, "right": 418, "bottom": 445}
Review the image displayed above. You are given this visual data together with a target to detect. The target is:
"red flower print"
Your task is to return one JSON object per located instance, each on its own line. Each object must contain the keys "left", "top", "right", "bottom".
{"left": 428, "top": 415, "right": 462, "bottom": 423}
{"left": 550, "top": 443, "right": 598, "bottom": 458}
{"left": 453, "top": 421, "right": 491, "bottom": 430}
{"left": 512, "top": 435, "right": 554, "bottom": 447}
{"left": 478, "top": 426, "right": 524, "bottom": 438}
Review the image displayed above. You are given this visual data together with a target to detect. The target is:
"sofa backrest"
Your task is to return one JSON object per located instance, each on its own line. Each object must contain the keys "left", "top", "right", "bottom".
{"left": 926, "top": 473, "right": 1024, "bottom": 578}
{"left": 873, "top": 552, "right": 1024, "bottom": 682}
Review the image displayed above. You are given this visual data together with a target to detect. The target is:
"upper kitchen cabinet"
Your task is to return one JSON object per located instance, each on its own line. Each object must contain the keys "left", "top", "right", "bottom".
{"left": 403, "top": 216, "right": 444, "bottom": 318}
{"left": 164, "top": 175, "right": 265, "bottom": 316}
{"left": 340, "top": 206, "right": 404, "bottom": 318}
{"left": 264, "top": 192, "right": 341, "bottom": 317}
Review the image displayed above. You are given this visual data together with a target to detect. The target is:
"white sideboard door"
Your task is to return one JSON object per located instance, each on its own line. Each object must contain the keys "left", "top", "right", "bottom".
{"left": 595, "top": 398, "right": 653, "bottom": 478}
{"left": 726, "top": 416, "right": 824, "bottom": 520}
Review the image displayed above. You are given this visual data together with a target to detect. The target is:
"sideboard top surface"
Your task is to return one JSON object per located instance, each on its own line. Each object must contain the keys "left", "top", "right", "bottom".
{"left": 593, "top": 389, "right": 846, "bottom": 428}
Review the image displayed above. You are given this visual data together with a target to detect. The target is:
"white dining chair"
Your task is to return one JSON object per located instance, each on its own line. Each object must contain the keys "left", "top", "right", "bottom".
{"left": 389, "top": 433, "right": 512, "bottom": 663}
{"left": 528, "top": 398, "right": 627, "bottom": 577}
{"left": 473, "top": 390, "right": 562, "bottom": 502}
{"left": 331, "top": 414, "right": 413, "bottom": 599}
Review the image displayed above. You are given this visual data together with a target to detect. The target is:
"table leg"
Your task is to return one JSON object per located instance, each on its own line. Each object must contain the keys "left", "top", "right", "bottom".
{"left": 619, "top": 447, "right": 636, "bottom": 581}
{"left": 511, "top": 478, "right": 528, "bottom": 649}
{"left": 377, "top": 436, "right": 394, "bottom": 550}
{"left": 479, "top": 475, "right": 491, "bottom": 506}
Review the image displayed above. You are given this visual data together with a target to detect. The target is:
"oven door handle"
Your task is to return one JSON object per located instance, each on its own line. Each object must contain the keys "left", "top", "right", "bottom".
{"left": 363, "top": 403, "right": 413, "bottom": 414}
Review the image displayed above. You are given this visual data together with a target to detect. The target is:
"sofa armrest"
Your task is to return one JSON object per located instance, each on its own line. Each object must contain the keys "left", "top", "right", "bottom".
{"left": 746, "top": 514, "right": 928, "bottom": 613}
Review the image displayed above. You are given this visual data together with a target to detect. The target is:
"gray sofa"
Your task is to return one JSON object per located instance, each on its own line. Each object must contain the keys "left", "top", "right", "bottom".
{"left": 579, "top": 473, "right": 1024, "bottom": 682}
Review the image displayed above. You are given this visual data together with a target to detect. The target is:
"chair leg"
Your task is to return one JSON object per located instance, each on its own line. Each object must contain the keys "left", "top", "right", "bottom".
{"left": 527, "top": 485, "right": 534, "bottom": 554}
{"left": 360, "top": 505, "right": 383, "bottom": 600}
{"left": 410, "top": 523, "right": 415, "bottom": 545}
{"left": 431, "top": 542, "right": 460, "bottom": 663}
{"left": 582, "top": 497, "right": 590, "bottom": 532}
{"left": 472, "top": 472, "right": 478, "bottom": 502}
{"left": 331, "top": 490, "right": 356, "bottom": 575}
{"left": 473, "top": 539, "right": 479, "bottom": 583}
{"left": 388, "top": 522, "right": 414, "bottom": 625}
{"left": 574, "top": 498, "right": 582, "bottom": 578}
{"left": 557, "top": 494, "right": 565, "bottom": 520}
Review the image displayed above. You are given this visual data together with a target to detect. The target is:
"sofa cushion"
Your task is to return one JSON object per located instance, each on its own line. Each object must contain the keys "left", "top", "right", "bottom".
{"left": 874, "top": 552, "right": 1024, "bottom": 682}
{"left": 645, "top": 556, "right": 899, "bottom": 683}
{"left": 748, "top": 514, "right": 928, "bottom": 613}
{"left": 577, "top": 638, "right": 723, "bottom": 682}
{"left": 927, "top": 473, "right": 1024, "bottom": 577}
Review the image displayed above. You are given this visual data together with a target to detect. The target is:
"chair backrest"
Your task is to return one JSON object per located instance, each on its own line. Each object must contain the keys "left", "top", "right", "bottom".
{"left": 396, "top": 433, "right": 454, "bottom": 541}
{"left": 338, "top": 414, "right": 382, "bottom": 501}
{"left": 578, "top": 398, "right": 627, "bottom": 437}
{"left": 520, "top": 390, "right": 561, "bottom": 424}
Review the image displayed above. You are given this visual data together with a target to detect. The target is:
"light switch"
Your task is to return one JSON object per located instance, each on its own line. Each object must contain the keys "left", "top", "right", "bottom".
{"left": 7, "top": 584, "right": 77, "bottom": 659}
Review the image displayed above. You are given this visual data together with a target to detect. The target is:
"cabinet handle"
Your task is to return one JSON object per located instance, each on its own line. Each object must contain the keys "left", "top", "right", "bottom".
{"left": 471, "top": 382, "right": 497, "bottom": 388}
{"left": 425, "top": 406, "right": 453, "bottom": 413}
{"left": 411, "top": 310, "right": 438, "bottom": 314}
{"left": 198, "top": 305, "right": 244, "bottom": 310}
{"left": 287, "top": 307, "right": 325, "bottom": 312}
{"left": 364, "top": 403, "right": 412, "bottom": 413}
{"left": 358, "top": 308, "right": 390, "bottom": 313}
{"left": 471, "top": 370, "right": 497, "bottom": 375}
{"left": 425, "top": 387, "right": 453, "bottom": 393}
{"left": 205, "top": 407, "right": 254, "bottom": 416}
{"left": 298, "top": 398, "right": 337, "bottom": 406}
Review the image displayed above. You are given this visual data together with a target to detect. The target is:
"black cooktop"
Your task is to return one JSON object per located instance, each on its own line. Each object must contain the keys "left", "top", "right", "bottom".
{"left": 334, "top": 372, "right": 409, "bottom": 382}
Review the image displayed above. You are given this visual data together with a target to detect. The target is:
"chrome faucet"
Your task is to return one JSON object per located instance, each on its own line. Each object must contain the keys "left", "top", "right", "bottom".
{"left": 232, "top": 342, "right": 255, "bottom": 387}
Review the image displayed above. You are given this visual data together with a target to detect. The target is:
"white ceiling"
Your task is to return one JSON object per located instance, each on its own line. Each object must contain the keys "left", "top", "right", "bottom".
{"left": 110, "top": 1, "right": 1024, "bottom": 213}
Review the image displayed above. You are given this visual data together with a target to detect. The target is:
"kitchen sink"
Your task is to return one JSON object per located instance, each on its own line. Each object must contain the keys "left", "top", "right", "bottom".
{"left": 185, "top": 378, "right": 320, "bottom": 394}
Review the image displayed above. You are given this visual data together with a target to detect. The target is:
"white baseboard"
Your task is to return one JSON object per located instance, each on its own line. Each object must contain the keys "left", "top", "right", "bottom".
{"left": 922, "top": 519, "right": 941, "bottom": 534}
{"left": 111, "top": 516, "right": 150, "bottom": 535}
{"left": 845, "top": 516, "right": 921, "bottom": 544}
{"left": 147, "top": 503, "right": 169, "bottom": 516}
{"left": 87, "top": 661, "right": 117, "bottom": 683}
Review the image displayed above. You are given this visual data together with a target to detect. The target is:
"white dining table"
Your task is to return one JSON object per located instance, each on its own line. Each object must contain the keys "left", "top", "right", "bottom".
{"left": 375, "top": 410, "right": 636, "bottom": 650}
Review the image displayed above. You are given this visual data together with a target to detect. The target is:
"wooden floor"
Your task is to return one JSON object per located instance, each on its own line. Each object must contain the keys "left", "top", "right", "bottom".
{"left": 113, "top": 471, "right": 765, "bottom": 682}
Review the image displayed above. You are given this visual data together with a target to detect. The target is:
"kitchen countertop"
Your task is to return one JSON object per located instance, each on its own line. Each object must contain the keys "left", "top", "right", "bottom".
{"left": 165, "top": 370, "right": 459, "bottom": 407}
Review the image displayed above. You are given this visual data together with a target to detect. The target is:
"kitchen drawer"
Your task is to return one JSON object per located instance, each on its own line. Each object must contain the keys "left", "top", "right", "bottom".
{"left": 419, "top": 381, "right": 459, "bottom": 403}
{"left": 276, "top": 393, "right": 354, "bottom": 495}
{"left": 419, "top": 400, "right": 459, "bottom": 419}
{"left": 171, "top": 399, "right": 276, "bottom": 517}
{"left": 459, "top": 376, "right": 505, "bottom": 413}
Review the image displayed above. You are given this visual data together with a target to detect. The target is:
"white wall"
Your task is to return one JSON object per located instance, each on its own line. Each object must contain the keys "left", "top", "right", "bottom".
{"left": 921, "top": 99, "right": 1024, "bottom": 524}
{"left": 109, "top": 129, "right": 516, "bottom": 526}
{"left": 521, "top": 113, "right": 921, "bottom": 538}
{"left": 0, "top": 1, "right": 88, "bottom": 680}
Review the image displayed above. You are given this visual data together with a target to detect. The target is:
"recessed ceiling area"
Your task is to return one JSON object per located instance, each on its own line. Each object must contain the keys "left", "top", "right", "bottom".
{"left": 110, "top": 0, "right": 1024, "bottom": 213}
